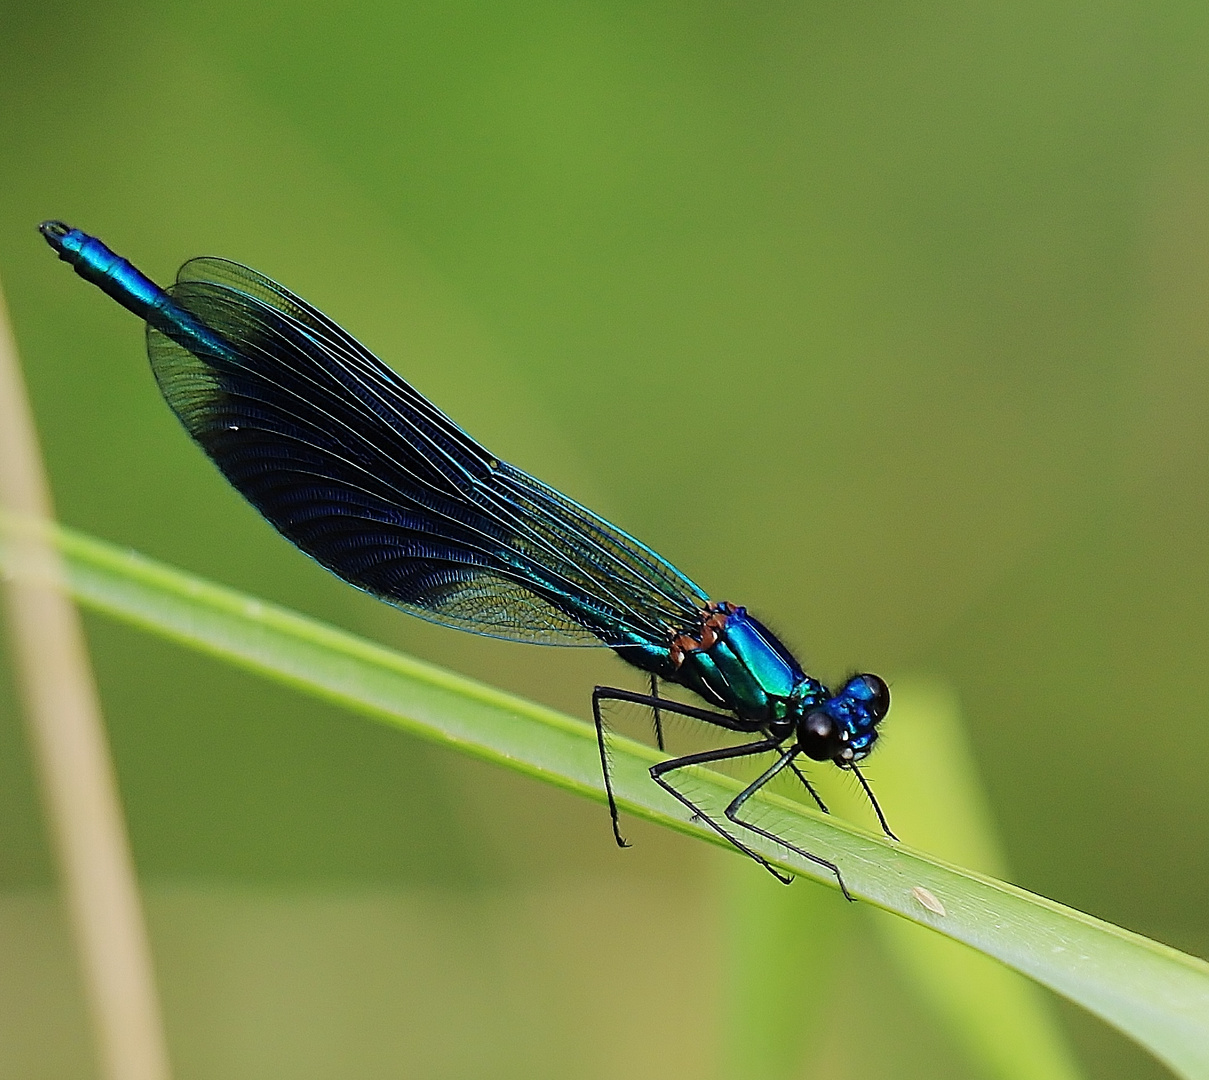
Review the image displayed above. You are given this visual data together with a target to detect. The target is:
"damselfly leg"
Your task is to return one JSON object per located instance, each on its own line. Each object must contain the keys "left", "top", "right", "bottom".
{"left": 724, "top": 750, "right": 852, "bottom": 900}
{"left": 787, "top": 757, "right": 830, "bottom": 815}
{"left": 650, "top": 674, "right": 665, "bottom": 752}
{"left": 593, "top": 687, "right": 803, "bottom": 884}
{"left": 648, "top": 735, "right": 793, "bottom": 883}
{"left": 591, "top": 685, "right": 755, "bottom": 851}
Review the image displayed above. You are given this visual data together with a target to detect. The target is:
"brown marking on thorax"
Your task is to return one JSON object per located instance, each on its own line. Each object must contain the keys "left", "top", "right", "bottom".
{"left": 668, "top": 601, "right": 734, "bottom": 668}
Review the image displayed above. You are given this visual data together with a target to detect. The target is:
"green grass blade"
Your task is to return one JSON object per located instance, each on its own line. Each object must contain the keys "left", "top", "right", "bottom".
{"left": 3, "top": 521, "right": 1208, "bottom": 1079}
{"left": 860, "top": 679, "right": 1086, "bottom": 1080}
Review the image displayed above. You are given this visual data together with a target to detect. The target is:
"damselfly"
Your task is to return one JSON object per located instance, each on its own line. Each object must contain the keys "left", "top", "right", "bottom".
{"left": 40, "top": 221, "right": 894, "bottom": 895}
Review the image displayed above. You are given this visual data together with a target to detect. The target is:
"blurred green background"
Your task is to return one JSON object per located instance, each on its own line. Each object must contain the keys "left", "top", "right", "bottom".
{"left": 2, "top": 1, "right": 1208, "bottom": 1077}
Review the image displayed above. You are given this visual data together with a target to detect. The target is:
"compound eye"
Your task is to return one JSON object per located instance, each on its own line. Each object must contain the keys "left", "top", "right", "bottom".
{"left": 800, "top": 710, "right": 841, "bottom": 761}
{"left": 854, "top": 673, "right": 890, "bottom": 721}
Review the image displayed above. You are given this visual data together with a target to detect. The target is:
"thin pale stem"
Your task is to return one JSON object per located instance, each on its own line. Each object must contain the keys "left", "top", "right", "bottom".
{"left": 0, "top": 280, "right": 171, "bottom": 1080}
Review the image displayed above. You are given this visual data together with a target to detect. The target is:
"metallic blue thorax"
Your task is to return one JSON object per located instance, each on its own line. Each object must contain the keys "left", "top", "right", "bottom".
{"left": 626, "top": 605, "right": 826, "bottom": 724}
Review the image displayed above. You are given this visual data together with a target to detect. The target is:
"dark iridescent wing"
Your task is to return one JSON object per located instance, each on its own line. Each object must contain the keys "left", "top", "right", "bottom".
{"left": 145, "top": 256, "right": 709, "bottom": 647}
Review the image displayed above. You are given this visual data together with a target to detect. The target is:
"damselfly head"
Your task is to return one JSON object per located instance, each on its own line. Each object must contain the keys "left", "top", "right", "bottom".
{"left": 798, "top": 708, "right": 846, "bottom": 761}
{"left": 797, "top": 672, "right": 889, "bottom": 766}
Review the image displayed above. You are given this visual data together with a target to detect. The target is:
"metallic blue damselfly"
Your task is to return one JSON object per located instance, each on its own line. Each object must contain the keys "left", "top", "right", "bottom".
{"left": 40, "top": 221, "right": 894, "bottom": 894}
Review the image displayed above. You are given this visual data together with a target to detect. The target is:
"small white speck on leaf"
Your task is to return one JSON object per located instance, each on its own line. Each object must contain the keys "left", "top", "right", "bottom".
{"left": 911, "top": 885, "right": 946, "bottom": 916}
